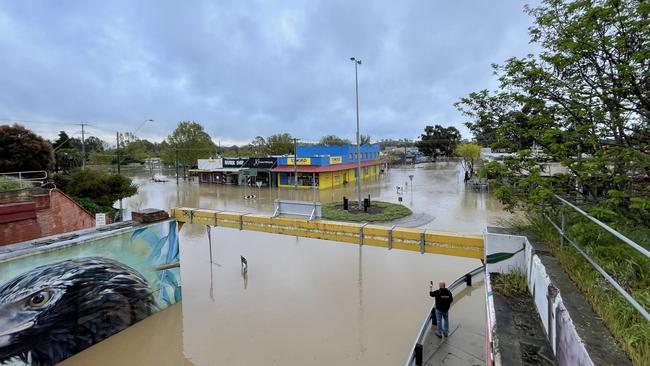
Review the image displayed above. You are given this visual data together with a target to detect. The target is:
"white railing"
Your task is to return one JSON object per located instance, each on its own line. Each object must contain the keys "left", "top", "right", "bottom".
{"left": 404, "top": 265, "right": 485, "bottom": 366}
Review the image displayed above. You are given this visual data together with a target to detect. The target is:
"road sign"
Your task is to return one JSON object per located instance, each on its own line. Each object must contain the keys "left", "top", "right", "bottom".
{"left": 242, "top": 169, "right": 257, "bottom": 177}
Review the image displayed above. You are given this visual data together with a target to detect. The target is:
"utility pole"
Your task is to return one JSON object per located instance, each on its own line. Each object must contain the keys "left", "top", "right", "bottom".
{"left": 116, "top": 132, "right": 121, "bottom": 174}
{"left": 80, "top": 123, "right": 86, "bottom": 170}
{"left": 176, "top": 148, "right": 180, "bottom": 185}
{"left": 116, "top": 132, "right": 122, "bottom": 221}
{"left": 351, "top": 57, "right": 362, "bottom": 208}
{"left": 293, "top": 138, "right": 298, "bottom": 190}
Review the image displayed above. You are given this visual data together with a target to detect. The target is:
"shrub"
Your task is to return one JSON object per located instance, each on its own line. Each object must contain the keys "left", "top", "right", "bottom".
{"left": 0, "top": 176, "right": 25, "bottom": 191}
{"left": 66, "top": 169, "right": 137, "bottom": 207}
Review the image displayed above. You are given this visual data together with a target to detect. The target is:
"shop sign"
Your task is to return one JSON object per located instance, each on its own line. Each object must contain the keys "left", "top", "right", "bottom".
{"left": 287, "top": 157, "right": 312, "bottom": 165}
{"left": 245, "top": 157, "right": 277, "bottom": 169}
{"left": 223, "top": 158, "right": 247, "bottom": 167}
{"left": 329, "top": 156, "right": 342, "bottom": 164}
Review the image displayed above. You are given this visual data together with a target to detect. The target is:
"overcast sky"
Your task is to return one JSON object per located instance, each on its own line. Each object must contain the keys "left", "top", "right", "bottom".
{"left": 0, "top": 0, "right": 537, "bottom": 146}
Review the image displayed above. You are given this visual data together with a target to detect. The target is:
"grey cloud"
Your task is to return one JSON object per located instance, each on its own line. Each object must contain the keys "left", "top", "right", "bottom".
{"left": 0, "top": 0, "right": 537, "bottom": 144}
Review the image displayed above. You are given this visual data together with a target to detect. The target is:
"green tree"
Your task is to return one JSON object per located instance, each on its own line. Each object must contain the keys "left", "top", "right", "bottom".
{"left": 416, "top": 125, "right": 461, "bottom": 159}
{"left": 66, "top": 169, "right": 137, "bottom": 208}
{"left": 161, "top": 121, "right": 216, "bottom": 168}
{"left": 266, "top": 133, "right": 294, "bottom": 155}
{"left": 459, "top": 0, "right": 650, "bottom": 214}
{"left": 0, "top": 124, "right": 54, "bottom": 172}
{"left": 455, "top": 143, "right": 482, "bottom": 175}
{"left": 360, "top": 134, "right": 371, "bottom": 145}
{"left": 457, "top": 2, "right": 650, "bottom": 362}
{"left": 250, "top": 136, "right": 268, "bottom": 156}
{"left": 84, "top": 136, "right": 105, "bottom": 153}
{"left": 319, "top": 135, "right": 352, "bottom": 146}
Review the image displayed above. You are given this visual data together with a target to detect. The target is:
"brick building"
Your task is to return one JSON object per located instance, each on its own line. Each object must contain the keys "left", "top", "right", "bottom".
{"left": 0, "top": 188, "right": 96, "bottom": 245}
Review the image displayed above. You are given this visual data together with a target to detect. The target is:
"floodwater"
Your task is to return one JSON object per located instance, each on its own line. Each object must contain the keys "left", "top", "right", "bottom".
{"left": 121, "top": 161, "right": 509, "bottom": 234}
{"left": 60, "top": 162, "right": 505, "bottom": 365}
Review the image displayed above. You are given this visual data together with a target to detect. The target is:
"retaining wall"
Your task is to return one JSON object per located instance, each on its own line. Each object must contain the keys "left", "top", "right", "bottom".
{"left": 484, "top": 231, "right": 593, "bottom": 366}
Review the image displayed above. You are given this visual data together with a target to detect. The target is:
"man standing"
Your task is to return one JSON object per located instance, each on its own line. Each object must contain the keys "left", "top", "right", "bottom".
{"left": 429, "top": 281, "right": 453, "bottom": 337}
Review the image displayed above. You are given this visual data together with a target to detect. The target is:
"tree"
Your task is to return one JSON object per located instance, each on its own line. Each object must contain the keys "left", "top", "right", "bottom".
{"left": 360, "top": 134, "right": 371, "bottom": 145}
{"left": 458, "top": 0, "right": 650, "bottom": 222}
{"left": 455, "top": 143, "right": 482, "bottom": 175}
{"left": 416, "top": 125, "right": 461, "bottom": 159}
{"left": 266, "top": 133, "right": 294, "bottom": 155}
{"left": 53, "top": 131, "right": 72, "bottom": 150}
{"left": 66, "top": 169, "right": 137, "bottom": 210}
{"left": 84, "top": 136, "right": 105, "bottom": 153}
{"left": 250, "top": 136, "right": 268, "bottom": 156}
{"left": 0, "top": 124, "right": 54, "bottom": 172}
{"left": 319, "top": 135, "right": 352, "bottom": 146}
{"left": 455, "top": 90, "right": 547, "bottom": 150}
{"left": 161, "top": 121, "right": 216, "bottom": 168}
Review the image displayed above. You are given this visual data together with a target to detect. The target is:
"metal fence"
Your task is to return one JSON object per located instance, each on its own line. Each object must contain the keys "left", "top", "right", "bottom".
{"left": 272, "top": 199, "right": 321, "bottom": 220}
{"left": 404, "top": 265, "right": 485, "bottom": 366}
{"left": 0, "top": 170, "right": 48, "bottom": 189}
{"left": 544, "top": 194, "right": 650, "bottom": 322}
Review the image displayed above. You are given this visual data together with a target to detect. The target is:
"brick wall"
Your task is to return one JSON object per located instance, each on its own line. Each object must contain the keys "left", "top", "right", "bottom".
{"left": 0, "top": 189, "right": 95, "bottom": 245}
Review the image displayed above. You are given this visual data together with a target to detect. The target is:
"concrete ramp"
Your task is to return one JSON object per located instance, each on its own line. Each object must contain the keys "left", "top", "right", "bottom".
{"left": 422, "top": 280, "right": 485, "bottom": 366}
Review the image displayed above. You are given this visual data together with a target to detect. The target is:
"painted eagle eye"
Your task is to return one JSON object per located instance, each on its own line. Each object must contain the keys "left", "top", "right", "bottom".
{"left": 28, "top": 291, "right": 51, "bottom": 308}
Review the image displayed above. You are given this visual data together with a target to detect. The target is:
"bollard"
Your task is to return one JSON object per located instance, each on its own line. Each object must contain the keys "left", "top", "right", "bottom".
{"left": 465, "top": 273, "right": 472, "bottom": 286}
{"left": 367, "top": 193, "right": 371, "bottom": 207}
{"left": 363, "top": 198, "right": 369, "bottom": 212}
{"left": 343, "top": 196, "right": 349, "bottom": 210}
{"left": 414, "top": 343, "right": 423, "bottom": 365}
{"left": 431, "top": 308, "right": 437, "bottom": 326}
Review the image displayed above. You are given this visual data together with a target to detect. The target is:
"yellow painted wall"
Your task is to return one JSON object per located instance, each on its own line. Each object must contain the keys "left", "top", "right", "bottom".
{"left": 319, "top": 171, "right": 333, "bottom": 189}
{"left": 278, "top": 163, "right": 381, "bottom": 190}
{"left": 172, "top": 207, "right": 484, "bottom": 260}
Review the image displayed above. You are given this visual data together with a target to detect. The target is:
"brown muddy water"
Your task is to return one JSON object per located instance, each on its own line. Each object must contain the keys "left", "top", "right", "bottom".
{"left": 61, "top": 163, "right": 505, "bottom": 365}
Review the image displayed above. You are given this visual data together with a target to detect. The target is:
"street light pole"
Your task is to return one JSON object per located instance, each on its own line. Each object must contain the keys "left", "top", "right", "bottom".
{"left": 351, "top": 57, "right": 362, "bottom": 208}
{"left": 80, "top": 122, "right": 86, "bottom": 170}
{"left": 293, "top": 138, "right": 298, "bottom": 191}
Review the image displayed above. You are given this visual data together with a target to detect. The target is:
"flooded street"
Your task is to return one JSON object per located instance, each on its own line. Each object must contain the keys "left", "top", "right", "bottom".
{"left": 62, "top": 163, "right": 505, "bottom": 365}
{"left": 121, "top": 161, "right": 509, "bottom": 234}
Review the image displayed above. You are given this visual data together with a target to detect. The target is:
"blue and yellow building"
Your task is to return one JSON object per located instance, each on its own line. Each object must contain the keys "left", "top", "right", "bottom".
{"left": 273, "top": 144, "right": 381, "bottom": 189}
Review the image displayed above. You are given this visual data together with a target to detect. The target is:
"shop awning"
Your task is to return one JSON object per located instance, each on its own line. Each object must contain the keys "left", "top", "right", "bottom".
{"left": 272, "top": 160, "right": 378, "bottom": 173}
{"left": 189, "top": 168, "right": 244, "bottom": 173}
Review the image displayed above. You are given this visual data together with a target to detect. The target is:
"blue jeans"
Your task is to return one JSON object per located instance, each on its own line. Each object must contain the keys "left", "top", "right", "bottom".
{"left": 436, "top": 309, "right": 449, "bottom": 336}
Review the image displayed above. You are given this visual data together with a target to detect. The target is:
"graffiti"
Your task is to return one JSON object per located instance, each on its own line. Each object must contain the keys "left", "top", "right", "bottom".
{"left": 0, "top": 219, "right": 181, "bottom": 366}
{"left": 0, "top": 258, "right": 155, "bottom": 365}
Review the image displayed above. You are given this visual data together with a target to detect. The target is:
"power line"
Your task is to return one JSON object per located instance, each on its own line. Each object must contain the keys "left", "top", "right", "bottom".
{"left": 0, "top": 118, "right": 80, "bottom": 126}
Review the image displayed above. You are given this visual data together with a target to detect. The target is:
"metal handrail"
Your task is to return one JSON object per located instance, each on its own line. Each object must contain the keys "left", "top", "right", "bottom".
{"left": 404, "top": 265, "right": 485, "bottom": 366}
{"left": 554, "top": 195, "right": 649, "bottom": 258}
{"left": 0, "top": 170, "right": 48, "bottom": 181}
{"left": 544, "top": 207, "right": 650, "bottom": 322}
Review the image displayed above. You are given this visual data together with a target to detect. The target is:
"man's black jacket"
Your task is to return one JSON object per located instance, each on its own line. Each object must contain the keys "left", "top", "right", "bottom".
{"left": 429, "top": 288, "right": 453, "bottom": 312}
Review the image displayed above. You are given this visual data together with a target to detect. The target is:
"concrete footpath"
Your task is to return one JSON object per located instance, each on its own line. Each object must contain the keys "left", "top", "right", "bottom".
{"left": 421, "top": 280, "right": 485, "bottom": 366}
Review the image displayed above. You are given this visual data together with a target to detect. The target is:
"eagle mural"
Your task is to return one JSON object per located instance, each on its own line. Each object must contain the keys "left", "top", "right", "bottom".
{"left": 0, "top": 257, "right": 157, "bottom": 366}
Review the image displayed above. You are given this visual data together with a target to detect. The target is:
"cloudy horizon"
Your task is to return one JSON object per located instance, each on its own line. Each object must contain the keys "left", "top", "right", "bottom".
{"left": 0, "top": 0, "right": 538, "bottom": 146}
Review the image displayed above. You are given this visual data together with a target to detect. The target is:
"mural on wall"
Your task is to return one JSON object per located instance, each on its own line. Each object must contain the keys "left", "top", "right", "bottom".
{"left": 0, "top": 220, "right": 180, "bottom": 366}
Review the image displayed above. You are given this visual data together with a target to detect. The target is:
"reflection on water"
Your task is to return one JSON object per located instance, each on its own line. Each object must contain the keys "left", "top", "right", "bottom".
{"left": 64, "top": 225, "right": 481, "bottom": 365}
{"left": 61, "top": 163, "right": 503, "bottom": 365}
{"left": 121, "top": 162, "right": 510, "bottom": 234}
